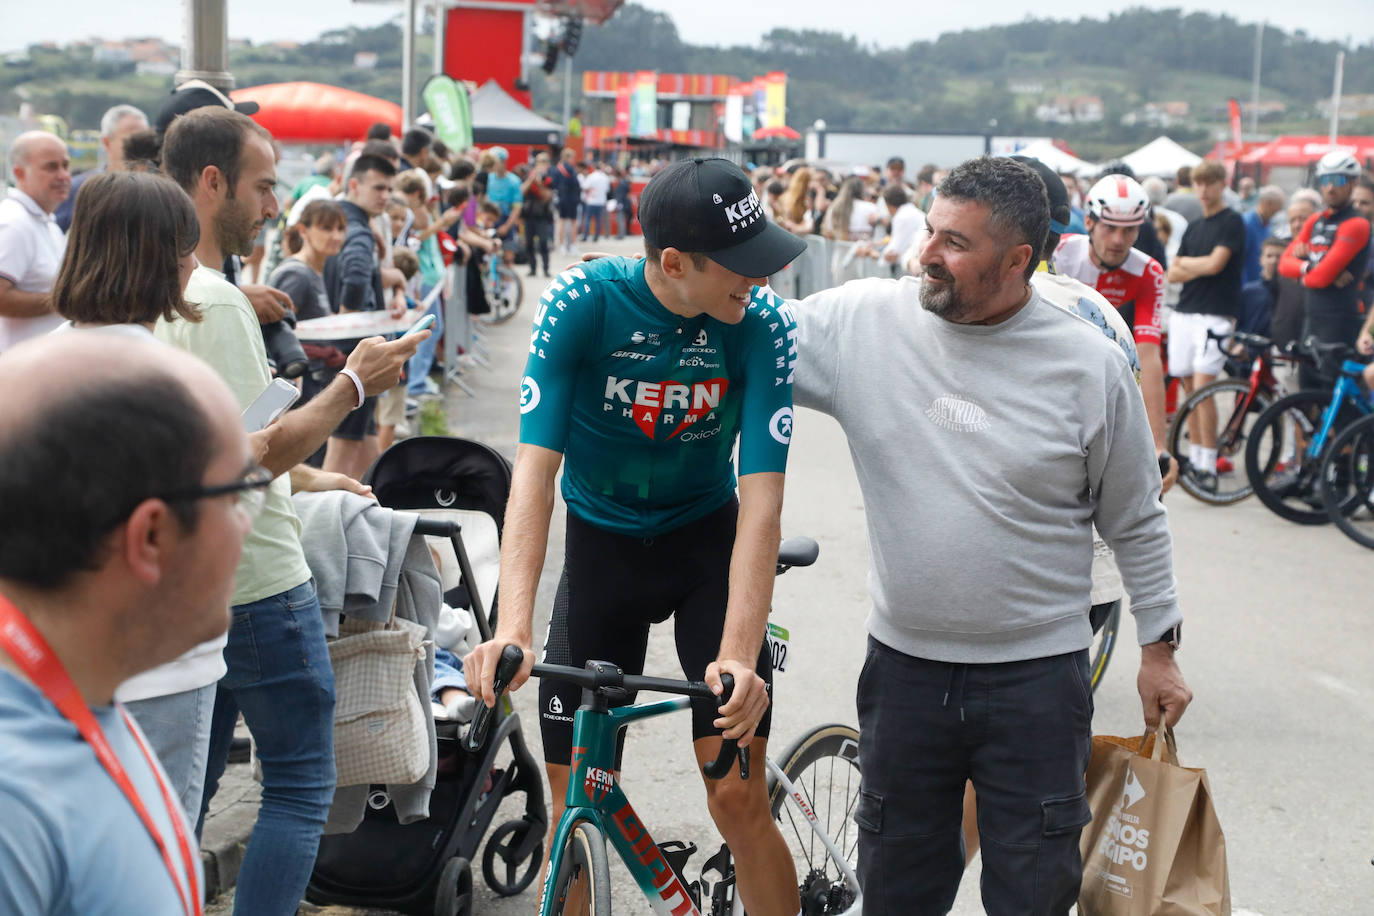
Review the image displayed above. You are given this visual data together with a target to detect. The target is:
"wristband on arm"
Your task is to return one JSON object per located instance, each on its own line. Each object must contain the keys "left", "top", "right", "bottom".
{"left": 339, "top": 368, "right": 366, "bottom": 410}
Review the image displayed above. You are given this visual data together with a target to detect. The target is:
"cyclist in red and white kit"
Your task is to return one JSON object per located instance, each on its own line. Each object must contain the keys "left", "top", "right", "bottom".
{"left": 1054, "top": 174, "right": 1177, "bottom": 490}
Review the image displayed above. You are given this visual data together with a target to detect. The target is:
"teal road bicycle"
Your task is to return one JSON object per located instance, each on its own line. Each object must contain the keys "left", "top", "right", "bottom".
{"left": 1244, "top": 341, "right": 1373, "bottom": 525}
{"left": 466, "top": 540, "right": 862, "bottom": 916}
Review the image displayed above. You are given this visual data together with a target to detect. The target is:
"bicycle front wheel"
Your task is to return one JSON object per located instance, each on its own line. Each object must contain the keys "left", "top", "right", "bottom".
{"left": 768, "top": 724, "right": 862, "bottom": 916}
{"left": 482, "top": 265, "right": 525, "bottom": 325}
{"left": 1087, "top": 600, "right": 1121, "bottom": 692}
{"left": 1167, "top": 378, "right": 1270, "bottom": 504}
{"left": 548, "top": 820, "right": 611, "bottom": 915}
{"left": 1245, "top": 390, "right": 1365, "bottom": 524}
{"left": 1320, "top": 412, "right": 1374, "bottom": 550}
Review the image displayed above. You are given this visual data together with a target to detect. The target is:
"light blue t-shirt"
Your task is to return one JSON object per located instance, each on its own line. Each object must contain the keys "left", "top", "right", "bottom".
{"left": 0, "top": 671, "right": 201, "bottom": 915}
{"left": 485, "top": 172, "right": 524, "bottom": 218}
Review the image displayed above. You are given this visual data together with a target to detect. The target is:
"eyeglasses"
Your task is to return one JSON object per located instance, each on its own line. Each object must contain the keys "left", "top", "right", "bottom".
{"left": 161, "top": 465, "right": 274, "bottom": 521}
{"left": 1317, "top": 175, "right": 1349, "bottom": 187}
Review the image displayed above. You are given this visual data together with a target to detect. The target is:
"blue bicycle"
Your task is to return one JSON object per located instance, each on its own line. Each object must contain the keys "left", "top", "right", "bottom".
{"left": 1244, "top": 341, "right": 1373, "bottom": 524}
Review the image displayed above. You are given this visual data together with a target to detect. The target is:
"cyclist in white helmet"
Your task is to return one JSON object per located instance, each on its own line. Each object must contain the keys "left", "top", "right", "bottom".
{"left": 1055, "top": 174, "right": 1174, "bottom": 489}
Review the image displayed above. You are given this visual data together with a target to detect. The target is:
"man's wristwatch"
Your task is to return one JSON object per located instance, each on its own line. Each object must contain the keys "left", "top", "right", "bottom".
{"left": 1157, "top": 450, "right": 1173, "bottom": 479}
{"left": 1155, "top": 623, "right": 1182, "bottom": 651}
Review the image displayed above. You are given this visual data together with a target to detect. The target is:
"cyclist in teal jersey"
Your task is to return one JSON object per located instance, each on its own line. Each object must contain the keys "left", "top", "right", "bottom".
{"left": 466, "top": 158, "right": 807, "bottom": 916}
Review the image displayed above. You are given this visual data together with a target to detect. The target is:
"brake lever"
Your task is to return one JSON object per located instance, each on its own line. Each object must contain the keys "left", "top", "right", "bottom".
{"left": 701, "top": 673, "right": 749, "bottom": 780}
{"left": 463, "top": 644, "right": 524, "bottom": 753}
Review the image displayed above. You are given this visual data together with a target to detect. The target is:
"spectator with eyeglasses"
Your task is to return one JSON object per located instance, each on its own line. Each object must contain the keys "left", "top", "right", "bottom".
{"left": 0, "top": 330, "right": 258, "bottom": 916}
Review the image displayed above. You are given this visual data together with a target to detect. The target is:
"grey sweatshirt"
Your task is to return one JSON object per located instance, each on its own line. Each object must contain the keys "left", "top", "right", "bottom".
{"left": 793, "top": 276, "right": 1181, "bottom": 664}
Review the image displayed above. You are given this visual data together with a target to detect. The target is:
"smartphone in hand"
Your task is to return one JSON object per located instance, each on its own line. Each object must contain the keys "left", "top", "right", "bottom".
{"left": 243, "top": 378, "right": 301, "bottom": 432}
{"left": 402, "top": 313, "right": 437, "bottom": 337}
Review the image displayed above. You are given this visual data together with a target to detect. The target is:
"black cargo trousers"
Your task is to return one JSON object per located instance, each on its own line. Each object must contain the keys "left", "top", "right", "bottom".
{"left": 855, "top": 637, "right": 1094, "bottom": 915}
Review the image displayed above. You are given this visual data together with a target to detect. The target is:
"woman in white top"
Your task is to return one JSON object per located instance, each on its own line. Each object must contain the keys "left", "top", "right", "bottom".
{"left": 822, "top": 175, "right": 879, "bottom": 242}
{"left": 47, "top": 170, "right": 271, "bottom": 822}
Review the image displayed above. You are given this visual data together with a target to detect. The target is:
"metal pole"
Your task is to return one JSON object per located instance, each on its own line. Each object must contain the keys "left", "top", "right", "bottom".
{"left": 1329, "top": 50, "right": 1345, "bottom": 145}
{"left": 176, "top": 0, "right": 233, "bottom": 90}
{"left": 562, "top": 52, "right": 573, "bottom": 141}
{"left": 402, "top": 0, "right": 417, "bottom": 128}
{"left": 1249, "top": 21, "right": 1263, "bottom": 135}
{"left": 433, "top": 0, "right": 446, "bottom": 77}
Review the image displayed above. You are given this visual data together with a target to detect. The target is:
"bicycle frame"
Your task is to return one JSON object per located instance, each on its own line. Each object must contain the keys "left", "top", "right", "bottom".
{"left": 539, "top": 695, "right": 705, "bottom": 916}
{"left": 536, "top": 696, "right": 863, "bottom": 916}
{"left": 1306, "top": 361, "right": 1374, "bottom": 459}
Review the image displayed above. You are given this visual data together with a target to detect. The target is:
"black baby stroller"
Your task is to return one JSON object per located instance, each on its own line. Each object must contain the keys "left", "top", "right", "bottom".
{"left": 306, "top": 437, "right": 547, "bottom": 916}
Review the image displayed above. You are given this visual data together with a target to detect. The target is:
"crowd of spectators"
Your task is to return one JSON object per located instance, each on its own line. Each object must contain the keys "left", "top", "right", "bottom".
{"left": 1, "top": 76, "right": 1370, "bottom": 914}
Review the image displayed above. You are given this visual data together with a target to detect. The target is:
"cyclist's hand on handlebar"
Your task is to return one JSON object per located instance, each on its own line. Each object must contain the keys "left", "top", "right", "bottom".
{"left": 463, "top": 638, "right": 535, "bottom": 709}
{"left": 706, "top": 659, "right": 770, "bottom": 744}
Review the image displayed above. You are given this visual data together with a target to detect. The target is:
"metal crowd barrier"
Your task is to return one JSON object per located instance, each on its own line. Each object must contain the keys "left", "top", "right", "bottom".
{"left": 440, "top": 259, "right": 487, "bottom": 398}
{"left": 769, "top": 235, "right": 899, "bottom": 299}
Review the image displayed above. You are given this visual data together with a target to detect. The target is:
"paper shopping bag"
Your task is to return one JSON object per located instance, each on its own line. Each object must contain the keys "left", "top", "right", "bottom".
{"left": 1078, "top": 725, "right": 1230, "bottom": 916}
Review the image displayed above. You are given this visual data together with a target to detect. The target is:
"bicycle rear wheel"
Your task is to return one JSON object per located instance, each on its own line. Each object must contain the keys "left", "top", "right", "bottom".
{"left": 547, "top": 820, "right": 611, "bottom": 915}
{"left": 768, "top": 724, "right": 861, "bottom": 916}
{"left": 1167, "top": 378, "right": 1271, "bottom": 504}
{"left": 1244, "top": 391, "right": 1363, "bottom": 525}
{"left": 1320, "top": 412, "right": 1374, "bottom": 550}
{"left": 482, "top": 265, "right": 524, "bottom": 325}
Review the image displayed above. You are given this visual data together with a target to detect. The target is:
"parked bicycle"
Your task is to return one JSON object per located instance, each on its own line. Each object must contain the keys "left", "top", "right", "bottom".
{"left": 1166, "top": 331, "right": 1303, "bottom": 504}
{"left": 481, "top": 229, "right": 525, "bottom": 325}
{"left": 1243, "top": 341, "right": 1373, "bottom": 524}
{"left": 1319, "top": 410, "right": 1374, "bottom": 549}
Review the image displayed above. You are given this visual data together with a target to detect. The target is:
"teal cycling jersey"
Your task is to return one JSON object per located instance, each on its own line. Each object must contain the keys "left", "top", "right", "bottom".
{"left": 519, "top": 256, "right": 796, "bottom": 536}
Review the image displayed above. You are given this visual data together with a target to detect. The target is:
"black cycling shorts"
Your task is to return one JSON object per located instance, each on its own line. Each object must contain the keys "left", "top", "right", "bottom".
{"left": 538, "top": 498, "right": 773, "bottom": 766}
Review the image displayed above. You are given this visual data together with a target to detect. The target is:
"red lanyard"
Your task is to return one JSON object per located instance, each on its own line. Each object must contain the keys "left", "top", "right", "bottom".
{"left": 0, "top": 594, "right": 201, "bottom": 916}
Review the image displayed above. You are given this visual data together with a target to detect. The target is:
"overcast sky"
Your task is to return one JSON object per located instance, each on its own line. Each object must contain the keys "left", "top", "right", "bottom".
{"left": 4, "top": 0, "right": 1370, "bottom": 55}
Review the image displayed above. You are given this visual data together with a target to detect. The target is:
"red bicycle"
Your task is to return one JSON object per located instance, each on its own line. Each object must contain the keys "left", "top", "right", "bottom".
{"left": 1166, "top": 331, "right": 1304, "bottom": 505}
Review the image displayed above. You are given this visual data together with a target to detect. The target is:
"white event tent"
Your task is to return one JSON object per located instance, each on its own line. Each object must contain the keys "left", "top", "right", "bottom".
{"left": 1120, "top": 136, "right": 1202, "bottom": 179}
{"left": 1013, "top": 139, "right": 1099, "bottom": 177}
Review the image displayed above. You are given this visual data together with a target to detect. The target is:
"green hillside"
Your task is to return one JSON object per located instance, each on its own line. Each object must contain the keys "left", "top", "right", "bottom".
{"left": 3, "top": 6, "right": 1370, "bottom": 161}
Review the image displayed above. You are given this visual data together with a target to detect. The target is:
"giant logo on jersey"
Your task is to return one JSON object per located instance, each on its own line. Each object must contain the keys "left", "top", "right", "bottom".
{"left": 603, "top": 375, "right": 728, "bottom": 440}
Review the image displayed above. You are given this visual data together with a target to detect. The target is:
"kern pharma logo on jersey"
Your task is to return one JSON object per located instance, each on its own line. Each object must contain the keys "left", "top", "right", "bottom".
{"left": 603, "top": 375, "right": 728, "bottom": 441}
{"left": 1097, "top": 764, "right": 1152, "bottom": 872}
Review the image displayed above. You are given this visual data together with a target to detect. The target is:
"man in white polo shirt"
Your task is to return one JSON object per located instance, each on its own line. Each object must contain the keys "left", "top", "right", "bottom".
{"left": 0, "top": 131, "right": 70, "bottom": 352}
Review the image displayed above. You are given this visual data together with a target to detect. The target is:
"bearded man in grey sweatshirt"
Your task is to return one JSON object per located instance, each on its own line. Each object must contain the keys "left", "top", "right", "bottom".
{"left": 792, "top": 156, "right": 1191, "bottom": 915}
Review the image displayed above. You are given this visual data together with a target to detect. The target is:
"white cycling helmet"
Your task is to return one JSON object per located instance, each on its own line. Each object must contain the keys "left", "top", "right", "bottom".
{"left": 1315, "top": 150, "right": 1361, "bottom": 179}
{"left": 1085, "top": 175, "right": 1150, "bottom": 227}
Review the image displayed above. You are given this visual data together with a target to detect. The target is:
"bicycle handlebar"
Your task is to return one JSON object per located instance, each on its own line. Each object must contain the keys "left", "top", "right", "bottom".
{"left": 464, "top": 646, "right": 751, "bottom": 779}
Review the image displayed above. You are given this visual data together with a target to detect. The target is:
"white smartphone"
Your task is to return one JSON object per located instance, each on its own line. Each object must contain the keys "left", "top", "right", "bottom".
{"left": 242, "top": 378, "right": 301, "bottom": 432}
{"left": 402, "top": 313, "right": 437, "bottom": 337}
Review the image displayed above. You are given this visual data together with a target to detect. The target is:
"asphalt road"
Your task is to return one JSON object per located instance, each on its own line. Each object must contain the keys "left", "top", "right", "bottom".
{"left": 243, "top": 237, "right": 1374, "bottom": 915}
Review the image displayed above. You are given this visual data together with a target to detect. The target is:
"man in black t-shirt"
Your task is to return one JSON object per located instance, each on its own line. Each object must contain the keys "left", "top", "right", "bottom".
{"left": 1166, "top": 160, "right": 1246, "bottom": 489}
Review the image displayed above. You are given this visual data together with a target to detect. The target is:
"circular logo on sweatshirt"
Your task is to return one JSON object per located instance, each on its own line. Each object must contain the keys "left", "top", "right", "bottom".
{"left": 925, "top": 394, "right": 990, "bottom": 432}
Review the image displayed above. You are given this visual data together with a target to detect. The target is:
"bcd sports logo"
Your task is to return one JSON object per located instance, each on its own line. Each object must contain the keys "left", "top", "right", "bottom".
{"left": 925, "top": 393, "right": 990, "bottom": 432}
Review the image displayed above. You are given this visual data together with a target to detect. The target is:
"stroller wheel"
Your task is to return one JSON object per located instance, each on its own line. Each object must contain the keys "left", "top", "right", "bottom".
{"left": 483, "top": 817, "right": 545, "bottom": 897}
{"left": 434, "top": 856, "right": 473, "bottom": 916}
